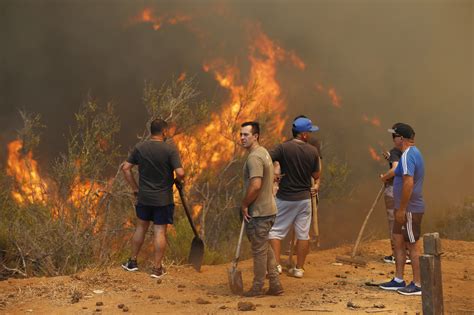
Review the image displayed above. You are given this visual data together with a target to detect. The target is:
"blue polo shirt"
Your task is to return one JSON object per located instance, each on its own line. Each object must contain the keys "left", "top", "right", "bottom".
{"left": 393, "top": 146, "right": 425, "bottom": 213}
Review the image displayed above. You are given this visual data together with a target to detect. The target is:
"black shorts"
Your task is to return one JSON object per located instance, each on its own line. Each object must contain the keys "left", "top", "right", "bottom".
{"left": 392, "top": 211, "right": 423, "bottom": 243}
{"left": 136, "top": 203, "right": 174, "bottom": 225}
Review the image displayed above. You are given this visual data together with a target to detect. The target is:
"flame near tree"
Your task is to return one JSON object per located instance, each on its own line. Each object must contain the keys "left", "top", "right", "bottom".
{"left": 7, "top": 140, "right": 48, "bottom": 205}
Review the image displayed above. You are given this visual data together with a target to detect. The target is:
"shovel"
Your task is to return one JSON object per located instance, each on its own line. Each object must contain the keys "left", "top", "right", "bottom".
{"left": 228, "top": 219, "right": 245, "bottom": 295}
{"left": 176, "top": 183, "right": 204, "bottom": 272}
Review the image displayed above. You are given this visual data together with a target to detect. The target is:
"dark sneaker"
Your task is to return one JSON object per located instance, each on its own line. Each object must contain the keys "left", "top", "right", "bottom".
{"left": 397, "top": 282, "right": 421, "bottom": 296}
{"left": 150, "top": 266, "right": 167, "bottom": 279}
{"left": 266, "top": 283, "right": 284, "bottom": 296}
{"left": 243, "top": 287, "right": 265, "bottom": 297}
{"left": 383, "top": 255, "right": 395, "bottom": 264}
{"left": 379, "top": 278, "right": 406, "bottom": 291}
{"left": 121, "top": 258, "right": 138, "bottom": 271}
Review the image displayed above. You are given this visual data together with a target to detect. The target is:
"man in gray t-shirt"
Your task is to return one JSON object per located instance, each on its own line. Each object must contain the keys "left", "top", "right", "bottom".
{"left": 121, "top": 118, "right": 184, "bottom": 279}
{"left": 240, "top": 121, "right": 282, "bottom": 297}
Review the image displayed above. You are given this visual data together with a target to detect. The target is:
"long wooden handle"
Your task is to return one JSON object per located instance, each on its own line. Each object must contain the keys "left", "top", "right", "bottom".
{"left": 351, "top": 184, "right": 385, "bottom": 258}
{"left": 310, "top": 178, "right": 320, "bottom": 247}
{"left": 233, "top": 219, "right": 246, "bottom": 265}
{"left": 177, "top": 185, "right": 199, "bottom": 238}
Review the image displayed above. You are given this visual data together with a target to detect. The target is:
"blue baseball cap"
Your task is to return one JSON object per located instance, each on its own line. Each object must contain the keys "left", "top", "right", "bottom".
{"left": 293, "top": 117, "right": 319, "bottom": 133}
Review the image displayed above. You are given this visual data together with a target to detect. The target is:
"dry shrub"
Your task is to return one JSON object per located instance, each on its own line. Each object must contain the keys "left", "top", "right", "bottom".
{"left": 435, "top": 197, "right": 474, "bottom": 241}
{"left": 1, "top": 77, "right": 351, "bottom": 278}
{"left": 0, "top": 99, "right": 133, "bottom": 277}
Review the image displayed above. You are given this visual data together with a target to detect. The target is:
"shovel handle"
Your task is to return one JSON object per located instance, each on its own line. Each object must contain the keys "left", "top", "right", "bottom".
{"left": 233, "top": 219, "right": 246, "bottom": 264}
{"left": 351, "top": 184, "right": 385, "bottom": 258}
{"left": 176, "top": 184, "right": 199, "bottom": 238}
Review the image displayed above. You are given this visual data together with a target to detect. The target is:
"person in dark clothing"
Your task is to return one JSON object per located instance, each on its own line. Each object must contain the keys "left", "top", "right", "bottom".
{"left": 121, "top": 118, "right": 185, "bottom": 279}
{"left": 380, "top": 122, "right": 403, "bottom": 263}
{"left": 268, "top": 116, "right": 321, "bottom": 278}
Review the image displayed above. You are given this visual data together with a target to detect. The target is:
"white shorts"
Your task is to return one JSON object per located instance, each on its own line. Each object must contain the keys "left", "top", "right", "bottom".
{"left": 268, "top": 198, "right": 312, "bottom": 241}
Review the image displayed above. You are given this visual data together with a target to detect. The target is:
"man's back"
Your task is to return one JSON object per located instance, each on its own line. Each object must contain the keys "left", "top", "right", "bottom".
{"left": 393, "top": 146, "right": 425, "bottom": 213}
{"left": 127, "top": 140, "right": 182, "bottom": 206}
{"left": 270, "top": 140, "right": 320, "bottom": 201}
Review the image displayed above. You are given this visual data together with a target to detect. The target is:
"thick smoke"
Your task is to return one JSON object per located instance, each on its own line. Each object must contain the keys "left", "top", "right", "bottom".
{"left": 1, "top": 1, "right": 472, "bottom": 243}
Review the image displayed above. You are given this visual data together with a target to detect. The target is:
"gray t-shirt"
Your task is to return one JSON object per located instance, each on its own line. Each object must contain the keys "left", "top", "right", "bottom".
{"left": 127, "top": 140, "right": 182, "bottom": 206}
{"left": 386, "top": 147, "right": 402, "bottom": 186}
{"left": 243, "top": 146, "right": 277, "bottom": 217}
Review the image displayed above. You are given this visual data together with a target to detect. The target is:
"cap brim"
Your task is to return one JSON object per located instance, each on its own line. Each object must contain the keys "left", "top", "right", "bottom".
{"left": 387, "top": 128, "right": 396, "bottom": 134}
{"left": 310, "top": 125, "right": 319, "bottom": 132}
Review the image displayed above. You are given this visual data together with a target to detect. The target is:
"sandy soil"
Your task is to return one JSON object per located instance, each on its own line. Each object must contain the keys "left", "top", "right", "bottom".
{"left": 0, "top": 239, "right": 472, "bottom": 314}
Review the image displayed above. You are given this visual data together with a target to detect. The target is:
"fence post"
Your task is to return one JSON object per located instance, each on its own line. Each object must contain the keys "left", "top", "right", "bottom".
{"left": 420, "top": 232, "right": 444, "bottom": 315}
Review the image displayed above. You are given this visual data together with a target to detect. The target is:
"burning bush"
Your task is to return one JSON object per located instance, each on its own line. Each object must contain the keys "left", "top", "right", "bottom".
{"left": 1, "top": 77, "right": 351, "bottom": 278}
{"left": 0, "top": 100, "right": 130, "bottom": 277}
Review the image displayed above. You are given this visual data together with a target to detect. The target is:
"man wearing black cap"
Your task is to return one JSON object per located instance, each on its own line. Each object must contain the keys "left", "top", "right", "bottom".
{"left": 379, "top": 123, "right": 404, "bottom": 264}
{"left": 379, "top": 123, "right": 425, "bottom": 296}
{"left": 268, "top": 116, "right": 321, "bottom": 278}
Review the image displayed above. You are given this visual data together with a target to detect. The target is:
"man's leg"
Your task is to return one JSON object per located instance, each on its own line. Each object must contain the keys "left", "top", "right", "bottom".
{"left": 152, "top": 224, "right": 167, "bottom": 268}
{"left": 394, "top": 233, "right": 406, "bottom": 280}
{"left": 244, "top": 217, "right": 274, "bottom": 295}
{"left": 296, "top": 239, "right": 309, "bottom": 268}
{"left": 269, "top": 239, "right": 282, "bottom": 265}
{"left": 131, "top": 218, "right": 150, "bottom": 259}
{"left": 387, "top": 209, "right": 395, "bottom": 256}
{"left": 406, "top": 212, "right": 423, "bottom": 285}
{"left": 268, "top": 198, "right": 295, "bottom": 267}
{"left": 407, "top": 241, "right": 421, "bottom": 285}
{"left": 294, "top": 199, "right": 311, "bottom": 270}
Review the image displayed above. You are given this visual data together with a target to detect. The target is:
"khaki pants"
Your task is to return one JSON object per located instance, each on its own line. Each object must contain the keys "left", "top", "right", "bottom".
{"left": 246, "top": 215, "right": 280, "bottom": 289}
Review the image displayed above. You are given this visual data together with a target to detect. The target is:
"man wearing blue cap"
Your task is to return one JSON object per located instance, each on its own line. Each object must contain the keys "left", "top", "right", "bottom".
{"left": 268, "top": 116, "right": 321, "bottom": 278}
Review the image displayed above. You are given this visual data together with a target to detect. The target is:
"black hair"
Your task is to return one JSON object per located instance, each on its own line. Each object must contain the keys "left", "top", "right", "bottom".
{"left": 241, "top": 121, "right": 260, "bottom": 140}
{"left": 150, "top": 118, "right": 168, "bottom": 135}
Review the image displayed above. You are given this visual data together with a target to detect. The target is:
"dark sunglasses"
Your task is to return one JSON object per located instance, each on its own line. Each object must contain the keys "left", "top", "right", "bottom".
{"left": 392, "top": 134, "right": 402, "bottom": 138}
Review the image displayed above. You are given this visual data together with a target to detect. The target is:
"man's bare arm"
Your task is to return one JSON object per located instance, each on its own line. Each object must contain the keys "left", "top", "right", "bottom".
{"left": 175, "top": 167, "right": 185, "bottom": 182}
{"left": 380, "top": 161, "right": 398, "bottom": 182}
{"left": 122, "top": 161, "right": 138, "bottom": 193}
{"left": 241, "top": 177, "right": 262, "bottom": 221}
{"left": 395, "top": 175, "right": 414, "bottom": 223}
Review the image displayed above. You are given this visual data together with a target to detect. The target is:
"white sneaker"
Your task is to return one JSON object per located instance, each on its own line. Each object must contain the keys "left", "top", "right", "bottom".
{"left": 288, "top": 267, "right": 304, "bottom": 278}
{"left": 276, "top": 264, "right": 282, "bottom": 274}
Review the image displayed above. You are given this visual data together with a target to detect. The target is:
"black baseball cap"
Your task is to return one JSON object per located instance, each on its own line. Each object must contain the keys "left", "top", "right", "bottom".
{"left": 388, "top": 123, "right": 415, "bottom": 139}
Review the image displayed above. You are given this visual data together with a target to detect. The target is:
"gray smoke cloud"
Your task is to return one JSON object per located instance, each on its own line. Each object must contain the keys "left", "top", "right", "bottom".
{"left": 1, "top": 0, "right": 472, "bottom": 242}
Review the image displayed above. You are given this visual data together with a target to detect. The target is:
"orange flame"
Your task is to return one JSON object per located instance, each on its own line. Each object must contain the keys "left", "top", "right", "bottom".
{"left": 362, "top": 114, "right": 381, "bottom": 127}
{"left": 174, "top": 25, "right": 301, "bottom": 186}
{"left": 6, "top": 140, "right": 105, "bottom": 228}
{"left": 314, "top": 83, "right": 342, "bottom": 108}
{"left": 6, "top": 140, "right": 48, "bottom": 205}
{"left": 328, "top": 87, "right": 342, "bottom": 108}
{"left": 177, "top": 72, "right": 186, "bottom": 82}
{"left": 368, "top": 146, "right": 382, "bottom": 162}
{"left": 132, "top": 8, "right": 191, "bottom": 31}
{"left": 192, "top": 204, "right": 202, "bottom": 220}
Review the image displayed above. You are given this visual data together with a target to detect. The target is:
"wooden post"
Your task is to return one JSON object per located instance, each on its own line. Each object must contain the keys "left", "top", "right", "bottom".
{"left": 420, "top": 233, "right": 444, "bottom": 315}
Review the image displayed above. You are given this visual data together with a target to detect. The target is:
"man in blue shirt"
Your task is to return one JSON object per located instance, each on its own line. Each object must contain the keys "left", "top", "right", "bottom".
{"left": 379, "top": 123, "right": 425, "bottom": 296}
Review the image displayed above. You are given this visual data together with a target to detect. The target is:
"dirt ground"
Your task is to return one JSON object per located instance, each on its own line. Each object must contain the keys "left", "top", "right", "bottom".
{"left": 0, "top": 239, "right": 472, "bottom": 314}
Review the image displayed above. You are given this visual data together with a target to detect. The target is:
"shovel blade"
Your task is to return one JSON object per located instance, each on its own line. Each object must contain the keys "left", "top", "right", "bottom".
{"left": 188, "top": 236, "right": 204, "bottom": 272}
{"left": 227, "top": 266, "right": 243, "bottom": 295}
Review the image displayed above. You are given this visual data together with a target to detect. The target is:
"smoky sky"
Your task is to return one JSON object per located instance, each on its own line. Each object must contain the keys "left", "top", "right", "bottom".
{"left": 1, "top": 0, "right": 472, "bottom": 220}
